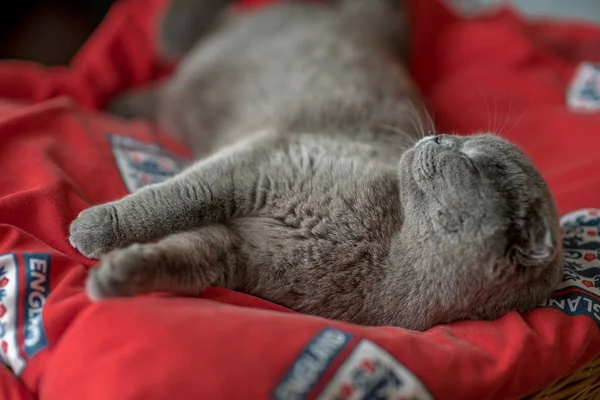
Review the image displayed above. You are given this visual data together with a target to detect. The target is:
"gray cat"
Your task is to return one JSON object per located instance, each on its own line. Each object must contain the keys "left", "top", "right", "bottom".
{"left": 68, "top": 0, "right": 563, "bottom": 331}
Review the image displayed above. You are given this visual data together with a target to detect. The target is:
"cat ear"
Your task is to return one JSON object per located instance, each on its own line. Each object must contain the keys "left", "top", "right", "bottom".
{"left": 510, "top": 218, "right": 556, "bottom": 267}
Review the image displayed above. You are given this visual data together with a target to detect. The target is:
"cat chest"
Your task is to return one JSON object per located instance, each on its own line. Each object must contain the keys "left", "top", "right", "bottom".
{"left": 233, "top": 203, "right": 398, "bottom": 272}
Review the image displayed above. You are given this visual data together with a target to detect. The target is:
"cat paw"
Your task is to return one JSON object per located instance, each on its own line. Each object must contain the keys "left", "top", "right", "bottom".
{"left": 86, "top": 243, "right": 156, "bottom": 301}
{"left": 69, "top": 205, "right": 120, "bottom": 259}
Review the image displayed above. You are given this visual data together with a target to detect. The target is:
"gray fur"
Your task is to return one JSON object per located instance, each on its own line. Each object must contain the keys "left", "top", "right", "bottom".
{"left": 70, "top": 0, "right": 563, "bottom": 331}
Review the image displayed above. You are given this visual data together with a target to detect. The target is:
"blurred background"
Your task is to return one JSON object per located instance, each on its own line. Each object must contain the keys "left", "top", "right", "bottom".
{"left": 0, "top": 0, "right": 116, "bottom": 65}
{"left": 1, "top": 0, "right": 600, "bottom": 66}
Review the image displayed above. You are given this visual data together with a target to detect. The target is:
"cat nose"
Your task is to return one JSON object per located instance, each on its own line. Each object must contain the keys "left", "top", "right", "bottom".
{"left": 432, "top": 134, "right": 460, "bottom": 148}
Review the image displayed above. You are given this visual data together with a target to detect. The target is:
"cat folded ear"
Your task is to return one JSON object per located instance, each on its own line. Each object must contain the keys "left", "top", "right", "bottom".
{"left": 509, "top": 217, "right": 556, "bottom": 267}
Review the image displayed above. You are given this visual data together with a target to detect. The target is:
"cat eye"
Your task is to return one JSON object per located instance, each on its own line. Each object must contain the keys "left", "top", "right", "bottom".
{"left": 433, "top": 135, "right": 443, "bottom": 144}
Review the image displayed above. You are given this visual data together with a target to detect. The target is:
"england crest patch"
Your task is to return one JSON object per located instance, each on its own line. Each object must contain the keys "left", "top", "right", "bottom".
{"left": 22, "top": 253, "right": 51, "bottom": 359}
{"left": 540, "top": 209, "right": 600, "bottom": 327}
{"left": 567, "top": 63, "right": 600, "bottom": 113}
{"left": 273, "top": 328, "right": 352, "bottom": 400}
{"left": 0, "top": 254, "right": 25, "bottom": 375}
{"left": 109, "top": 135, "right": 189, "bottom": 193}
{"left": 316, "top": 340, "right": 433, "bottom": 400}
{"left": 0, "top": 253, "right": 53, "bottom": 375}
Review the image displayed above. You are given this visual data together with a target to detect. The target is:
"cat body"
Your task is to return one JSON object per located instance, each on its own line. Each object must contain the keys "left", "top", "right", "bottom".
{"left": 69, "top": 0, "right": 563, "bottom": 331}
{"left": 115, "top": 0, "right": 416, "bottom": 157}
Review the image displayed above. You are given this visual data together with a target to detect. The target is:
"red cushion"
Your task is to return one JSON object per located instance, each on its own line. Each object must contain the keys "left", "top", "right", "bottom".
{"left": 0, "top": 1, "right": 598, "bottom": 399}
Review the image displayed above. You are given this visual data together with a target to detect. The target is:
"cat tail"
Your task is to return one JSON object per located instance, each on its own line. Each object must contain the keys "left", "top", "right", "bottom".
{"left": 158, "top": 0, "right": 235, "bottom": 60}
{"left": 338, "top": 0, "right": 411, "bottom": 59}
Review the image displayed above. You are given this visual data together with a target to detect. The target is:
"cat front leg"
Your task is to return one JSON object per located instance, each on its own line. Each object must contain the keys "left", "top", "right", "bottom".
{"left": 69, "top": 130, "right": 280, "bottom": 258}
{"left": 86, "top": 225, "right": 239, "bottom": 300}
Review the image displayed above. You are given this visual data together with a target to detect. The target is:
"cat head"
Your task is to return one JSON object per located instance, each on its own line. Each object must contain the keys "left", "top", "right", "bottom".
{"left": 396, "top": 133, "right": 563, "bottom": 327}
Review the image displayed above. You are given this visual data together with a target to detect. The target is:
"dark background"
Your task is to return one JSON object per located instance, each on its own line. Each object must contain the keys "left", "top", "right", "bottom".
{"left": 0, "top": 0, "right": 117, "bottom": 65}
{"left": 4, "top": 1, "right": 598, "bottom": 66}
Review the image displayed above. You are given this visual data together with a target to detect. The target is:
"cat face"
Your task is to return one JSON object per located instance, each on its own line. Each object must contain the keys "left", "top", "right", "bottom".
{"left": 395, "top": 133, "right": 563, "bottom": 326}
{"left": 399, "top": 133, "right": 562, "bottom": 276}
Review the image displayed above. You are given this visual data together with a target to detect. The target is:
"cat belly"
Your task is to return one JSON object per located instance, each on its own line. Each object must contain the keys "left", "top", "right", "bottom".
{"left": 229, "top": 212, "right": 396, "bottom": 323}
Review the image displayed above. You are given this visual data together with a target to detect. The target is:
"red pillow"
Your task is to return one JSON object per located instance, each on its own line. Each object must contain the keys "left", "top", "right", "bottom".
{"left": 0, "top": 1, "right": 597, "bottom": 399}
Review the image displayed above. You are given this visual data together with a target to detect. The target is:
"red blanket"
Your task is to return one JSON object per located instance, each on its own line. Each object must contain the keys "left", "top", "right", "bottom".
{"left": 0, "top": 0, "right": 599, "bottom": 399}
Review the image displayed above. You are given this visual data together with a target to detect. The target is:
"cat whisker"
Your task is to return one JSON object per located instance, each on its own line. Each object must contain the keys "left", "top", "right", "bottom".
{"left": 498, "top": 93, "right": 513, "bottom": 136}
{"left": 403, "top": 104, "right": 418, "bottom": 138}
{"left": 406, "top": 101, "right": 427, "bottom": 138}
{"left": 421, "top": 101, "right": 436, "bottom": 136}
{"left": 493, "top": 92, "right": 499, "bottom": 133}
{"left": 478, "top": 88, "right": 492, "bottom": 133}
{"left": 416, "top": 104, "right": 428, "bottom": 138}
{"left": 504, "top": 107, "right": 527, "bottom": 137}
{"left": 379, "top": 124, "right": 418, "bottom": 146}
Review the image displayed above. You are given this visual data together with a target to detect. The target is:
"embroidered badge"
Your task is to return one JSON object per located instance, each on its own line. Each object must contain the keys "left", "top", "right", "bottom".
{"left": 0, "top": 254, "right": 25, "bottom": 375}
{"left": 109, "top": 135, "right": 189, "bottom": 193}
{"left": 567, "top": 63, "right": 600, "bottom": 112}
{"left": 540, "top": 209, "right": 600, "bottom": 327}
{"left": 273, "top": 328, "right": 352, "bottom": 400}
{"left": 22, "top": 253, "right": 51, "bottom": 359}
{"left": 317, "top": 340, "right": 433, "bottom": 400}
